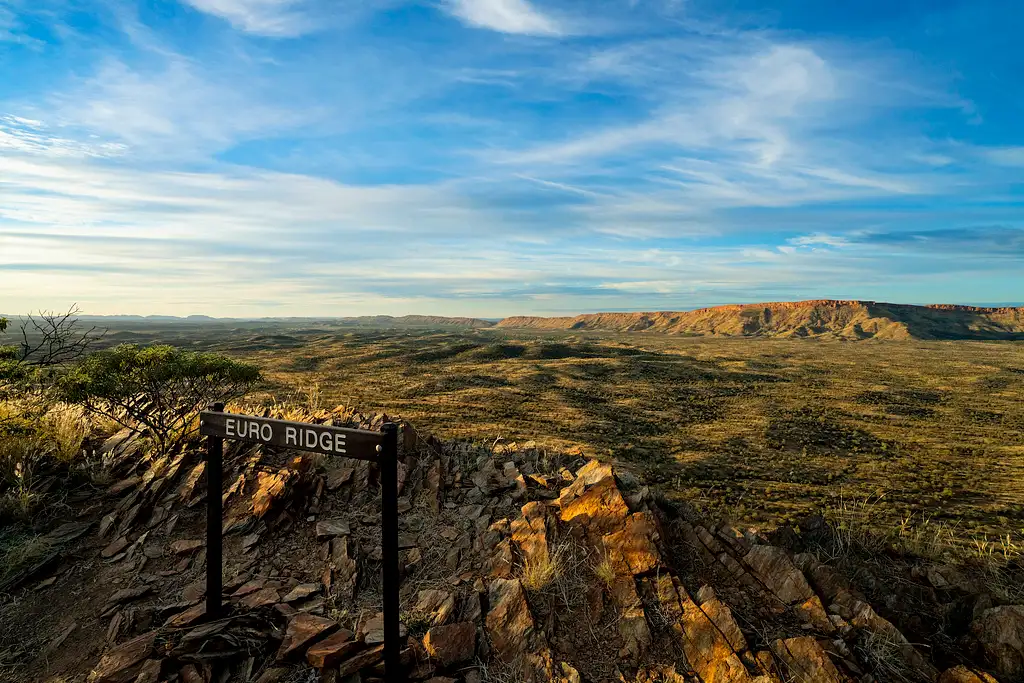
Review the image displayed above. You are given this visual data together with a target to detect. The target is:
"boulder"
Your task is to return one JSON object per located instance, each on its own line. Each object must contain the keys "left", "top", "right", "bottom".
{"left": 360, "top": 612, "right": 408, "bottom": 645}
{"left": 794, "top": 595, "right": 834, "bottom": 633}
{"left": 971, "top": 605, "right": 1024, "bottom": 680}
{"left": 326, "top": 466, "right": 354, "bottom": 491}
{"left": 484, "top": 540, "right": 514, "bottom": 579}
{"left": 486, "top": 579, "right": 535, "bottom": 663}
{"left": 276, "top": 613, "right": 338, "bottom": 660}
{"left": 556, "top": 460, "right": 615, "bottom": 507}
{"left": 423, "top": 622, "right": 477, "bottom": 667}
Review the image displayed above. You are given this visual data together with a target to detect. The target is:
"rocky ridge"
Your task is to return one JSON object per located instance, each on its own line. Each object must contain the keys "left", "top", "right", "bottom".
{"left": 1, "top": 406, "right": 1022, "bottom": 682}
{"left": 496, "top": 300, "right": 1024, "bottom": 340}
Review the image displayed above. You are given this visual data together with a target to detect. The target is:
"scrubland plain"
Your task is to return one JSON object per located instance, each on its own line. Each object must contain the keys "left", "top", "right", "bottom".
{"left": 99, "top": 321, "right": 1024, "bottom": 544}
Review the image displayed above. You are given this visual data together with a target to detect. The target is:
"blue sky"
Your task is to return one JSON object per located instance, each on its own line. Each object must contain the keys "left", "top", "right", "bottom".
{"left": 0, "top": 0, "right": 1021, "bottom": 317}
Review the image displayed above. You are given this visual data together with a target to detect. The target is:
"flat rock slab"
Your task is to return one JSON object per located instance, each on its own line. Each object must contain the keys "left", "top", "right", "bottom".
{"left": 277, "top": 613, "right": 338, "bottom": 660}
{"left": 169, "top": 540, "right": 204, "bottom": 555}
{"left": 315, "top": 519, "right": 351, "bottom": 540}
{"left": 106, "top": 585, "right": 153, "bottom": 606}
{"left": 239, "top": 587, "right": 280, "bottom": 610}
{"left": 101, "top": 537, "right": 130, "bottom": 559}
{"left": 282, "top": 583, "right": 321, "bottom": 602}
{"left": 306, "top": 629, "right": 359, "bottom": 668}
{"left": 164, "top": 603, "right": 206, "bottom": 628}
{"left": 336, "top": 645, "right": 385, "bottom": 678}
{"left": 88, "top": 631, "right": 156, "bottom": 683}
{"left": 230, "top": 578, "right": 267, "bottom": 598}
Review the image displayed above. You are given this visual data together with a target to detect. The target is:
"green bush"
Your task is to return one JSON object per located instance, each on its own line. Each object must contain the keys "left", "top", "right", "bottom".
{"left": 59, "top": 344, "right": 262, "bottom": 455}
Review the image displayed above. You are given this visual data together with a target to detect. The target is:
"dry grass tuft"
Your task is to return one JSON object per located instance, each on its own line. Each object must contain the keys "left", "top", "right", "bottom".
{"left": 39, "top": 403, "right": 88, "bottom": 462}
{"left": 855, "top": 628, "right": 921, "bottom": 683}
{"left": 520, "top": 546, "right": 565, "bottom": 593}
{"left": 593, "top": 554, "right": 616, "bottom": 588}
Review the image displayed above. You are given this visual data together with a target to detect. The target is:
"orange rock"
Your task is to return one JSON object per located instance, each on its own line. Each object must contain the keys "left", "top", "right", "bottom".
{"left": 769, "top": 636, "right": 844, "bottom": 683}
{"left": 485, "top": 579, "right": 534, "bottom": 663}
{"left": 559, "top": 475, "right": 629, "bottom": 533}
{"left": 511, "top": 502, "right": 551, "bottom": 567}
{"left": 794, "top": 595, "right": 834, "bottom": 633}
{"left": 938, "top": 665, "right": 1000, "bottom": 683}
{"left": 601, "top": 512, "right": 661, "bottom": 576}
{"left": 423, "top": 622, "right": 476, "bottom": 667}
{"left": 608, "top": 576, "right": 650, "bottom": 664}
{"left": 163, "top": 603, "right": 204, "bottom": 628}
{"left": 652, "top": 576, "right": 751, "bottom": 682}
{"left": 742, "top": 545, "right": 816, "bottom": 605}
{"left": 252, "top": 470, "right": 290, "bottom": 518}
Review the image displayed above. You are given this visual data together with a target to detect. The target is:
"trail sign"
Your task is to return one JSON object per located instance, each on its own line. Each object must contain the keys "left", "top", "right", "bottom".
{"left": 200, "top": 412, "right": 384, "bottom": 459}
{"left": 199, "top": 405, "right": 403, "bottom": 680}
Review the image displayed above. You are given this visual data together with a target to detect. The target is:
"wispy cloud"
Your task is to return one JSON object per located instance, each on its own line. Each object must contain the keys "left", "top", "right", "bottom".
{"left": 442, "top": 0, "right": 563, "bottom": 36}
{"left": 48, "top": 57, "right": 310, "bottom": 157}
{"left": 983, "top": 146, "right": 1024, "bottom": 167}
{"left": 180, "top": 0, "right": 315, "bottom": 37}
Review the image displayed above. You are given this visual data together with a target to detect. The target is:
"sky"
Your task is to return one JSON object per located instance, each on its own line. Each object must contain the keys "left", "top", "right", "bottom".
{"left": 0, "top": 0, "right": 1022, "bottom": 317}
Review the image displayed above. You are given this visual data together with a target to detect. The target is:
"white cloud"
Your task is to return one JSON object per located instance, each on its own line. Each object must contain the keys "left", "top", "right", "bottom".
{"left": 442, "top": 0, "right": 562, "bottom": 36}
{"left": 180, "top": 0, "right": 314, "bottom": 37}
{"left": 789, "top": 233, "right": 851, "bottom": 248}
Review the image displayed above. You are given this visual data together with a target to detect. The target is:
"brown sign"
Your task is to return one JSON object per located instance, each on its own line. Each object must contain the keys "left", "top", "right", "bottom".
{"left": 199, "top": 411, "right": 384, "bottom": 460}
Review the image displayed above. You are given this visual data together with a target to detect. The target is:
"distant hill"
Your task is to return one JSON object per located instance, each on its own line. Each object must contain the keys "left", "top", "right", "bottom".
{"left": 40, "top": 314, "right": 498, "bottom": 329}
{"left": 334, "top": 315, "right": 496, "bottom": 328}
{"left": 496, "top": 300, "right": 1024, "bottom": 340}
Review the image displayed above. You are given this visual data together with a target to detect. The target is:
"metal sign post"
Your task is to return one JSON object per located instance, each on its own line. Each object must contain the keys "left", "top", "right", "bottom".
{"left": 200, "top": 407, "right": 404, "bottom": 680}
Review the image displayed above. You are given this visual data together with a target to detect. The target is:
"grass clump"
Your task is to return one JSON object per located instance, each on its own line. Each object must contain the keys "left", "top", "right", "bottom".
{"left": 520, "top": 547, "right": 564, "bottom": 593}
{"left": 593, "top": 554, "right": 616, "bottom": 588}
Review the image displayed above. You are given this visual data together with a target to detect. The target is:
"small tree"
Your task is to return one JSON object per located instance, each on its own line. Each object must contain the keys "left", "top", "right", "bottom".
{"left": 16, "top": 306, "right": 101, "bottom": 367}
{"left": 0, "top": 306, "right": 102, "bottom": 387}
{"left": 58, "top": 344, "right": 262, "bottom": 455}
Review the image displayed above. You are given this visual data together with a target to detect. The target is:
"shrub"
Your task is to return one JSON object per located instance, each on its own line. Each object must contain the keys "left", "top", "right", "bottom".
{"left": 58, "top": 344, "right": 262, "bottom": 455}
